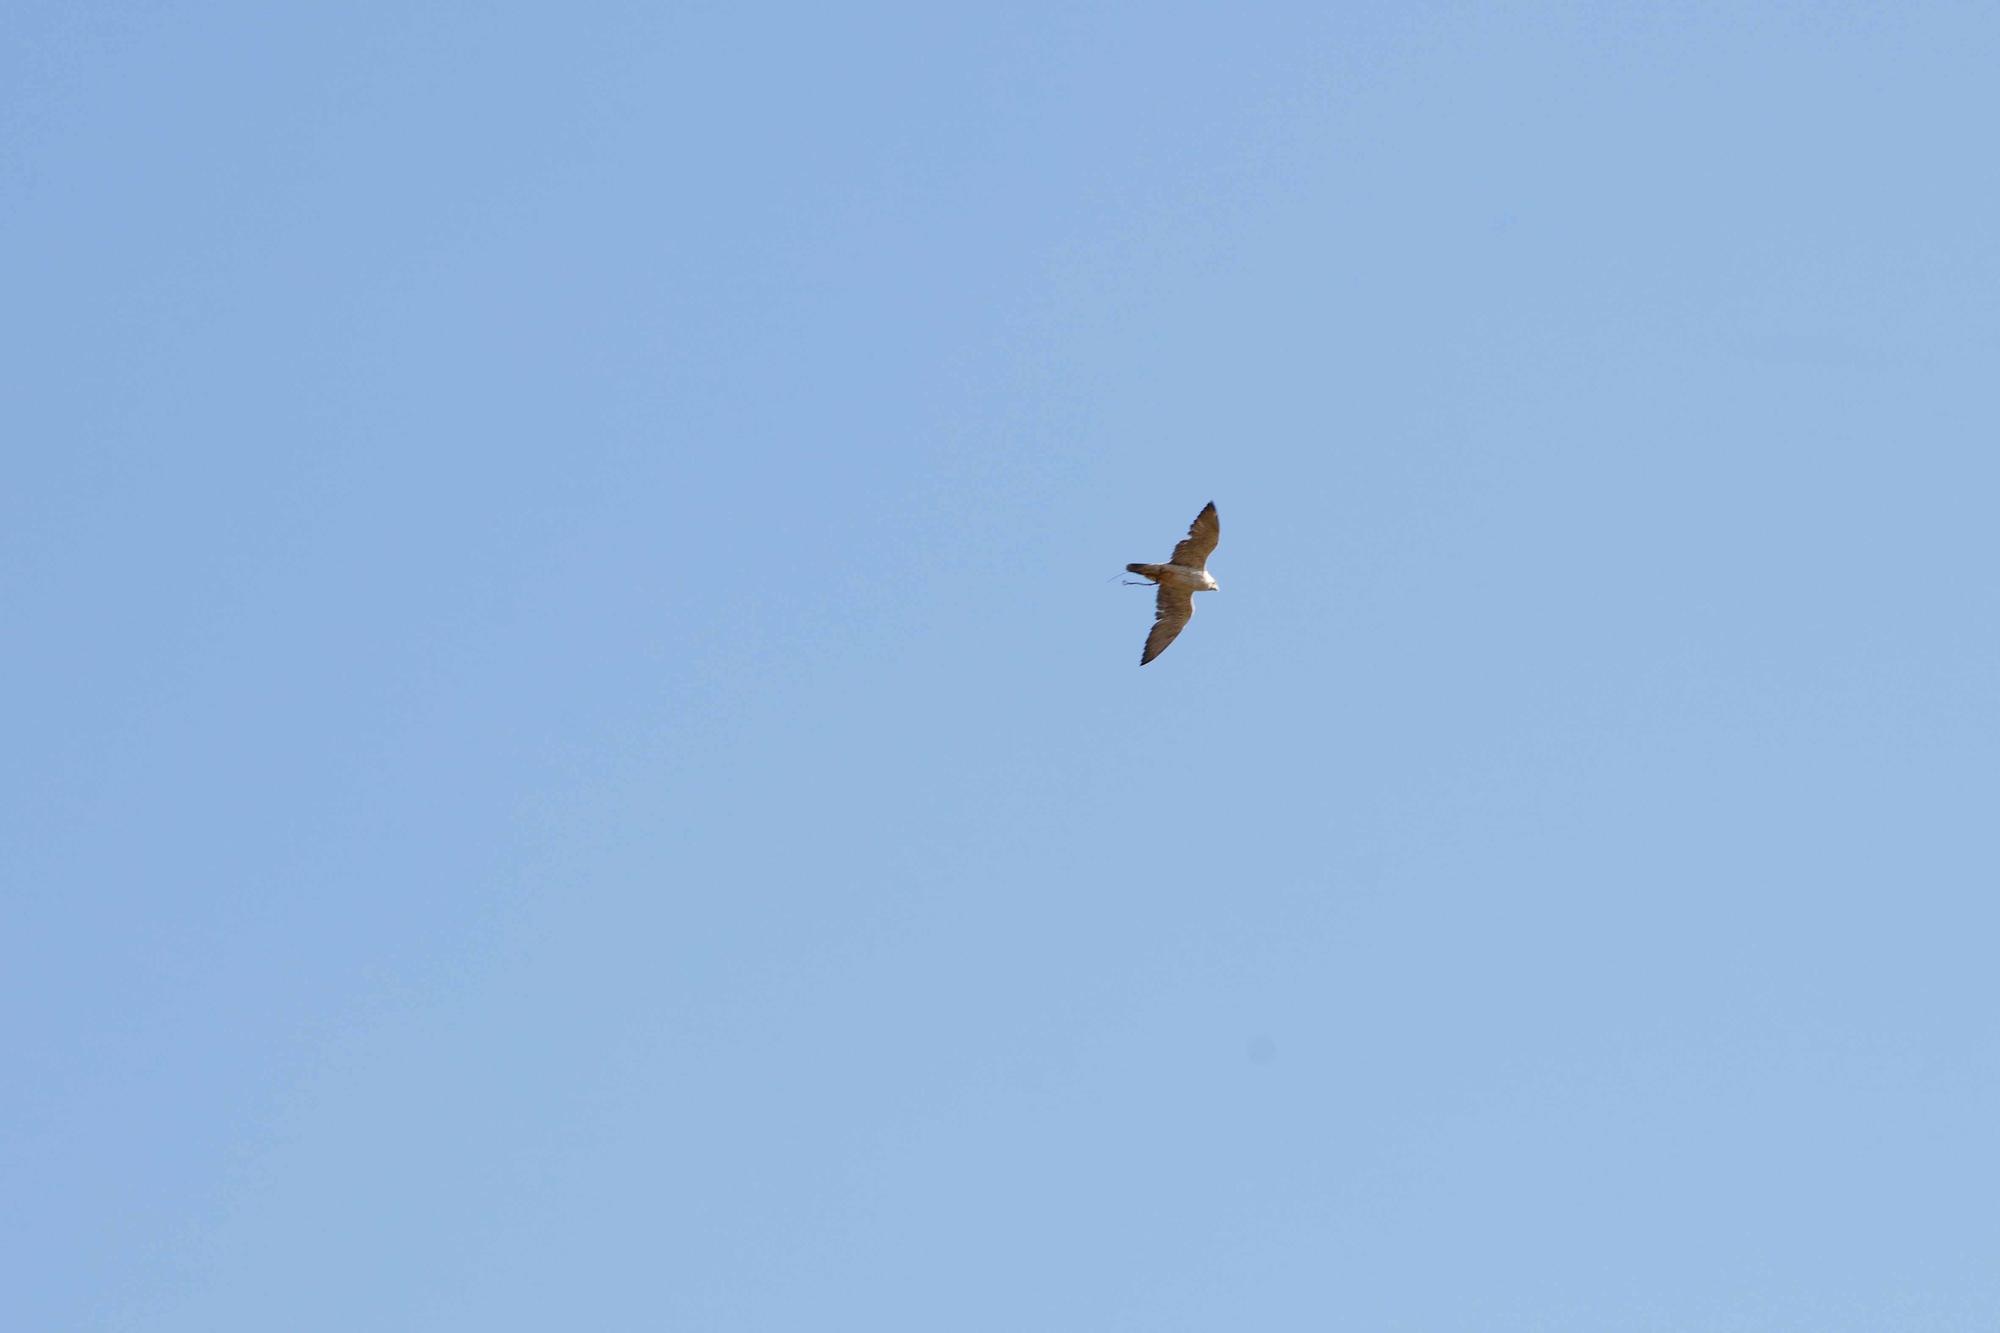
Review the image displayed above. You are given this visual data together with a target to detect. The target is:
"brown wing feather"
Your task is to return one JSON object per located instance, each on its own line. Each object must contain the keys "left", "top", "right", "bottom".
{"left": 1141, "top": 586, "right": 1195, "bottom": 665}
{"left": 1168, "top": 501, "right": 1220, "bottom": 570}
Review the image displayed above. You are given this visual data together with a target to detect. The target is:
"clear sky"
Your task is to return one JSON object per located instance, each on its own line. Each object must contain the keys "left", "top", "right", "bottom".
{"left": 7, "top": 3, "right": 1999, "bottom": 1328}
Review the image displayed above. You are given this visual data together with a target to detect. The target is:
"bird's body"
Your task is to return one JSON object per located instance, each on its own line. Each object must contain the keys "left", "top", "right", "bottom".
{"left": 1124, "top": 502, "right": 1220, "bottom": 664}
{"left": 1125, "top": 562, "right": 1219, "bottom": 593}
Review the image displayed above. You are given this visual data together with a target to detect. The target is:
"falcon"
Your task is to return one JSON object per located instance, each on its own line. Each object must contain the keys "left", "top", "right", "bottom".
{"left": 1124, "top": 501, "right": 1220, "bottom": 665}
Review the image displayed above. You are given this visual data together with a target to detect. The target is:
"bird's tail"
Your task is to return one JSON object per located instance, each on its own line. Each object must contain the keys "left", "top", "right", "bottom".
{"left": 1125, "top": 563, "right": 1162, "bottom": 580}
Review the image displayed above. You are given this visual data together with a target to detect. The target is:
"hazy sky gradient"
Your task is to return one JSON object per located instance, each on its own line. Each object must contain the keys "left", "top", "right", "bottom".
{"left": 8, "top": 3, "right": 1999, "bottom": 1328}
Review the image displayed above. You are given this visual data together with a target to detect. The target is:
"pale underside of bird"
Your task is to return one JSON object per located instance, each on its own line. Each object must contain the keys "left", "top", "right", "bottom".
{"left": 1124, "top": 501, "right": 1220, "bottom": 665}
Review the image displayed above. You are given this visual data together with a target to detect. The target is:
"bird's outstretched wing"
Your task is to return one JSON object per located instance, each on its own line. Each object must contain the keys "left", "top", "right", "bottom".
{"left": 1141, "top": 586, "right": 1196, "bottom": 665}
{"left": 1168, "top": 501, "right": 1220, "bottom": 570}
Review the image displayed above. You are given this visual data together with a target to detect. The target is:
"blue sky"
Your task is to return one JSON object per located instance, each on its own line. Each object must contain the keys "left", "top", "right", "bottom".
{"left": 7, "top": 3, "right": 1999, "bottom": 1328}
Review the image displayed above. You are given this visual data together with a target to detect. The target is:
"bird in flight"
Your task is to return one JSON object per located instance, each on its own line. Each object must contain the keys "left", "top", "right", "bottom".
{"left": 1124, "top": 501, "right": 1220, "bottom": 664}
